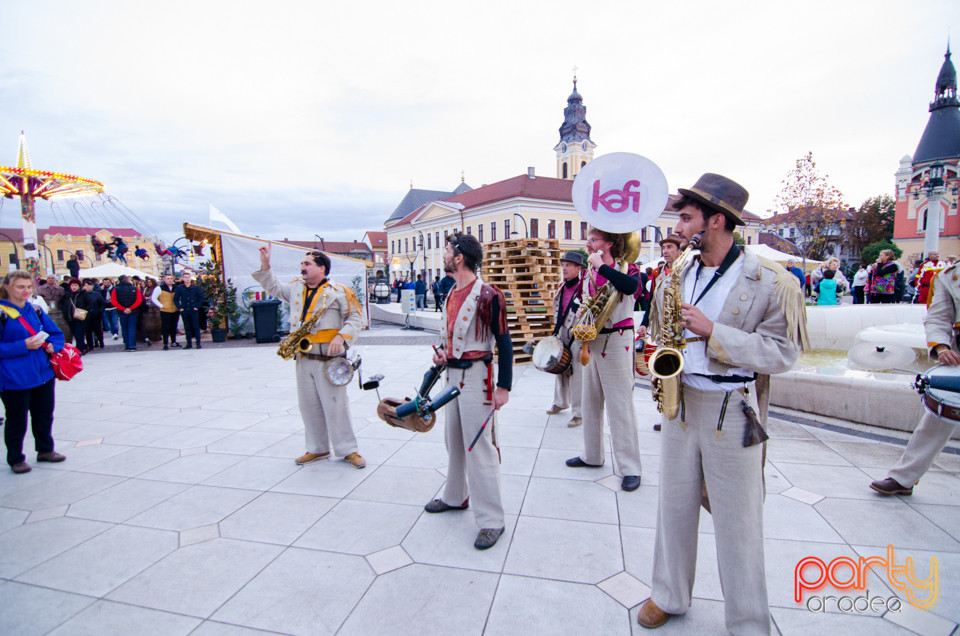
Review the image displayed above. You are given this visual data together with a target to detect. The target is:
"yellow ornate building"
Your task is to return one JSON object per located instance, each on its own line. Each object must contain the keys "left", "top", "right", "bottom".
{"left": 0, "top": 226, "right": 162, "bottom": 278}
{"left": 384, "top": 79, "right": 762, "bottom": 281}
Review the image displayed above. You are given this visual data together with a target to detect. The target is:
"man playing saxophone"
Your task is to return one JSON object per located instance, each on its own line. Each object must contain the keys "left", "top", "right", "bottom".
{"left": 638, "top": 174, "right": 807, "bottom": 634}
{"left": 565, "top": 228, "right": 643, "bottom": 492}
{"left": 253, "top": 244, "right": 366, "bottom": 469}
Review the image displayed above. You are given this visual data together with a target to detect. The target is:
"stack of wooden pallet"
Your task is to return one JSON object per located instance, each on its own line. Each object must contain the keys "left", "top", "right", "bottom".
{"left": 481, "top": 237, "right": 563, "bottom": 364}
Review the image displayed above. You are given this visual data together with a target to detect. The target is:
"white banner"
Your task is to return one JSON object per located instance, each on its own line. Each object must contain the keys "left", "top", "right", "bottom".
{"left": 219, "top": 233, "right": 368, "bottom": 330}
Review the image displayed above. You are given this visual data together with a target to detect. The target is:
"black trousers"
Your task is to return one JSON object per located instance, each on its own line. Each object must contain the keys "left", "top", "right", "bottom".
{"left": 69, "top": 319, "right": 87, "bottom": 352}
{"left": 85, "top": 313, "right": 104, "bottom": 349}
{"left": 2, "top": 379, "right": 56, "bottom": 466}
{"left": 161, "top": 311, "right": 180, "bottom": 345}
{"left": 182, "top": 309, "right": 201, "bottom": 345}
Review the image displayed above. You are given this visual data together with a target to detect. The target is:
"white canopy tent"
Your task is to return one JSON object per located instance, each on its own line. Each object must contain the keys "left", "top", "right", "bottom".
{"left": 745, "top": 244, "right": 823, "bottom": 266}
{"left": 77, "top": 262, "right": 159, "bottom": 280}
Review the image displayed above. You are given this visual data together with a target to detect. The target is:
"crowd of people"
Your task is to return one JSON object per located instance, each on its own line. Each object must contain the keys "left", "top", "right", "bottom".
{"left": 390, "top": 272, "right": 454, "bottom": 311}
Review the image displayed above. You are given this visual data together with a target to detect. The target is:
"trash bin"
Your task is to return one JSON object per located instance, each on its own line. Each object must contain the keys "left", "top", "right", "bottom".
{"left": 252, "top": 299, "right": 282, "bottom": 343}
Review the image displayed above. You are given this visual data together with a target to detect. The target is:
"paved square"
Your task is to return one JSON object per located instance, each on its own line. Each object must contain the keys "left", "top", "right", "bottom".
{"left": 1, "top": 328, "right": 958, "bottom": 634}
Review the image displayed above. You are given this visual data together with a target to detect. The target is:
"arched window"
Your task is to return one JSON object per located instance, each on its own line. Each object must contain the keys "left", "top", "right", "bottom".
{"left": 581, "top": 161, "right": 586, "bottom": 167}
{"left": 562, "top": 163, "right": 568, "bottom": 179}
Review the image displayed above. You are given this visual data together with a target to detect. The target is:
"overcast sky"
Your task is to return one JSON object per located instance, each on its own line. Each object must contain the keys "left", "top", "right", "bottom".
{"left": 0, "top": 0, "right": 957, "bottom": 243}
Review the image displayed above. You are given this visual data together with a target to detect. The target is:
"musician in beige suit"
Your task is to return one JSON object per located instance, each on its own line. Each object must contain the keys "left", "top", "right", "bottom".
{"left": 638, "top": 174, "right": 807, "bottom": 635}
{"left": 546, "top": 251, "right": 585, "bottom": 427}
{"left": 423, "top": 232, "right": 513, "bottom": 550}
{"left": 253, "top": 245, "right": 365, "bottom": 469}
{"left": 871, "top": 261, "right": 960, "bottom": 496}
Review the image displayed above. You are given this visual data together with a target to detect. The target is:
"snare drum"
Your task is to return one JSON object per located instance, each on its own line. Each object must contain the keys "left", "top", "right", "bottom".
{"left": 533, "top": 335, "right": 572, "bottom": 375}
{"left": 634, "top": 335, "right": 656, "bottom": 377}
{"left": 916, "top": 365, "right": 960, "bottom": 424}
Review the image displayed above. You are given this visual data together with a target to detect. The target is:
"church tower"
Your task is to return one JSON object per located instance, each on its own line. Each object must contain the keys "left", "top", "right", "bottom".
{"left": 554, "top": 77, "right": 596, "bottom": 180}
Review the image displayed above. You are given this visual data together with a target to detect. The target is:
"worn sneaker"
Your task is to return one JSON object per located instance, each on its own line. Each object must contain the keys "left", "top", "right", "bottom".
{"left": 474, "top": 527, "right": 505, "bottom": 550}
{"left": 11, "top": 462, "right": 31, "bottom": 474}
{"left": 295, "top": 452, "right": 330, "bottom": 465}
{"left": 345, "top": 452, "right": 366, "bottom": 469}
{"left": 870, "top": 477, "right": 913, "bottom": 496}
{"left": 424, "top": 498, "right": 469, "bottom": 513}
{"left": 112, "top": 334, "right": 119, "bottom": 340}
{"left": 37, "top": 451, "right": 66, "bottom": 463}
{"left": 567, "top": 417, "right": 582, "bottom": 428}
{"left": 546, "top": 405, "right": 565, "bottom": 415}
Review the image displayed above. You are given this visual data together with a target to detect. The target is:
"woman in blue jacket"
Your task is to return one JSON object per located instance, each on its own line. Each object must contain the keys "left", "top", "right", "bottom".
{"left": 0, "top": 271, "right": 67, "bottom": 474}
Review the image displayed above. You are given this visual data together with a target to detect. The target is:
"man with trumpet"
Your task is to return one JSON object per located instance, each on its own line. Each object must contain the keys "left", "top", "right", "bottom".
{"left": 638, "top": 174, "right": 808, "bottom": 634}
{"left": 253, "top": 244, "right": 366, "bottom": 469}
{"left": 545, "top": 251, "right": 586, "bottom": 427}
{"left": 566, "top": 228, "right": 643, "bottom": 492}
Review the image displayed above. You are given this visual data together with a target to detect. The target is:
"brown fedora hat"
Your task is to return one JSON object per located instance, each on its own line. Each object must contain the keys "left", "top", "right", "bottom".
{"left": 677, "top": 173, "right": 749, "bottom": 227}
{"left": 659, "top": 233, "right": 682, "bottom": 248}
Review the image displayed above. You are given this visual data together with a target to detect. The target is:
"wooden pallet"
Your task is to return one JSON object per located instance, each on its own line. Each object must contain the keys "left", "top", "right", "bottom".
{"left": 482, "top": 238, "right": 564, "bottom": 365}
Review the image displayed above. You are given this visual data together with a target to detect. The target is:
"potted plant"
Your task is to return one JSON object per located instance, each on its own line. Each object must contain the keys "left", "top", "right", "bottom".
{"left": 198, "top": 261, "right": 240, "bottom": 341}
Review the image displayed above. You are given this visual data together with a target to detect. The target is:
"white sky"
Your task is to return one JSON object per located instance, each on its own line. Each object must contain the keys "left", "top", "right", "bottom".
{"left": 1, "top": 0, "right": 958, "bottom": 242}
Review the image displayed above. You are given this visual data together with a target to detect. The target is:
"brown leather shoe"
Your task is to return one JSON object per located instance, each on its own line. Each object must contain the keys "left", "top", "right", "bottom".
{"left": 567, "top": 417, "right": 582, "bottom": 428}
{"left": 637, "top": 599, "right": 671, "bottom": 629}
{"left": 295, "top": 452, "right": 330, "bottom": 465}
{"left": 870, "top": 477, "right": 913, "bottom": 496}
{"left": 345, "top": 452, "right": 366, "bottom": 469}
{"left": 37, "top": 451, "right": 66, "bottom": 463}
{"left": 546, "top": 405, "right": 565, "bottom": 415}
{"left": 11, "top": 462, "right": 31, "bottom": 474}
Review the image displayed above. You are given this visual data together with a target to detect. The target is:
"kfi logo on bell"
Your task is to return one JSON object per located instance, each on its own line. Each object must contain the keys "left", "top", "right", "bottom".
{"left": 794, "top": 545, "right": 938, "bottom": 613}
{"left": 592, "top": 180, "right": 642, "bottom": 214}
{"left": 570, "top": 152, "right": 668, "bottom": 234}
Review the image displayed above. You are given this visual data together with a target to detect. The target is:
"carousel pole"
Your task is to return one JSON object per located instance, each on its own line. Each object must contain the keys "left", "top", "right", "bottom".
{"left": 16, "top": 133, "right": 41, "bottom": 277}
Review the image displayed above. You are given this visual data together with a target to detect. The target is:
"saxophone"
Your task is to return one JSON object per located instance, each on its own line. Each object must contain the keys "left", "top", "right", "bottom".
{"left": 649, "top": 234, "right": 702, "bottom": 420}
{"left": 277, "top": 312, "right": 321, "bottom": 360}
{"left": 571, "top": 231, "right": 641, "bottom": 365}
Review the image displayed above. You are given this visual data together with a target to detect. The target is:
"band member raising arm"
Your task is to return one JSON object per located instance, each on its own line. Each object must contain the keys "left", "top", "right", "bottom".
{"left": 638, "top": 174, "right": 807, "bottom": 634}
{"left": 253, "top": 244, "right": 366, "bottom": 469}
{"left": 546, "top": 251, "right": 586, "bottom": 428}
{"left": 423, "top": 232, "right": 513, "bottom": 550}
{"left": 566, "top": 228, "right": 643, "bottom": 492}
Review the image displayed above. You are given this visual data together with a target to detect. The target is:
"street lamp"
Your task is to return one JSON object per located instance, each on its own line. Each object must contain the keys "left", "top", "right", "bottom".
{"left": 921, "top": 161, "right": 947, "bottom": 256}
{"left": 38, "top": 242, "right": 56, "bottom": 275}
{"left": 0, "top": 231, "right": 20, "bottom": 272}
{"left": 511, "top": 213, "right": 529, "bottom": 238}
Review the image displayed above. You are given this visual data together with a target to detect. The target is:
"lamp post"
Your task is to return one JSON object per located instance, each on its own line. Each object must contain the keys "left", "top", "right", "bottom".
{"left": 922, "top": 161, "right": 947, "bottom": 257}
{"left": 38, "top": 242, "right": 56, "bottom": 275}
{"left": 0, "top": 231, "right": 20, "bottom": 272}
{"left": 511, "top": 212, "right": 529, "bottom": 239}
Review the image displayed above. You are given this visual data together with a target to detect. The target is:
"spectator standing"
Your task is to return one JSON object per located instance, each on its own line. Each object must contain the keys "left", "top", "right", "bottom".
{"left": 816, "top": 270, "right": 839, "bottom": 305}
{"left": 0, "top": 271, "right": 67, "bottom": 474}
{"left": 136, "top": 278, "right": 158, "bottom": 347}
{"left": 414, "top": 274, "right": 427, "bottom": 309}
{"left": 870, "top": 250, "right": 901, "bottom": 304}
{"left": 915, "top": 251, "right": 946, "bottom": 305}
{"left": 81, "top": 278, "right": 106, "bottom": 350}
{"left": 437, "top": 272, "right": 455, "bottom": 308}
{"left": 852, "top": 264, "right": 868, "bottom": 304}
{"left": 431, "top": 276, "right": 442, "bottom": 311}
{"left": 810, "top": 257, "right": 850, "bottom": 296}
{"left": 62, "top": 278, "right": 89, "bottom": 354}
{"left": 785, "top": 259, "right": 806, "bottom": 289}
{"left": 100, "top": 279, "right": 119, "bottom": 339}
{"left": 66, "top": 254, "right": 80, "bottom": 279}
{"left": 36, "top": 275, "right": 63, "bottom": 308}
{"left": 174, "top": 270, "right": 205, "bottom": 349}
{"left": 111, "top": 275, "right": 143, "bottom": 351}
{"left": 154, "top": 274, "right": 182, "bottom": 350}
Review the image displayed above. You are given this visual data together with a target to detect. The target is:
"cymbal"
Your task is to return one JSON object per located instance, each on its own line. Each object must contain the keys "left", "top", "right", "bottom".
{"left": 847, "top": 342, "right": 915, "bottom": 371}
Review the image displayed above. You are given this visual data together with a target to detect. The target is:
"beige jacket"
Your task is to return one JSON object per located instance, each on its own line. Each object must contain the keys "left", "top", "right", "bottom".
{"left": 252, "top": 268, "right": 362, "bottom": 353}
{"left": 925, "top": 263, "right": 960, "bottom": 358}
{"left": 653, "top": 249, "right": 807, "bottom": 376}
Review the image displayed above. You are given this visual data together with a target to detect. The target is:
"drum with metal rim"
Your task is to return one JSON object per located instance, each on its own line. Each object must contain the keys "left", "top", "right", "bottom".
{"left": 533, "top": 335, "right": 572, "bottom": 375}
{"left": 915, "top": 365, "right": 960, "bottom": 424}
{"left": 635, "top": 335, "right": 657, "bottom": 377}
{"left": 325, "top": 350, "right": 362, "bottom": 387}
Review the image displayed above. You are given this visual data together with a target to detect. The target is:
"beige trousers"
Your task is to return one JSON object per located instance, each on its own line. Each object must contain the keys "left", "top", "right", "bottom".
{"left": 552, "top": 340, "right": 583, "bottom": 418}
{"left": 651, "top": 386, "right": 771, "bottom": 636}
{"left": 889, "top": 411, "right": 956, "bottom": 486}
{"left": 442, "top": 362, "right": 504, "bottom": 529}
{"left": 578, "top": 330, "right": 643, "bottom": 475}
{"left": 295, "top": 357, "right": 358, "bottom": 457}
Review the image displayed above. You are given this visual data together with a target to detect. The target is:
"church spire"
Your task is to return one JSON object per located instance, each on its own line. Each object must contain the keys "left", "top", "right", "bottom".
{"left": 554, "top": 74, "right": 596, "bottom": 179}
{"left": 914, "top": 44, "right": 960, "bottom": 164}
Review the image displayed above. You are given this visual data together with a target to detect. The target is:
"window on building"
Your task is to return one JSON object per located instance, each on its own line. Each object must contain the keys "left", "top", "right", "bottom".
{"left": 778, "top": 229, "right": 784, "bottom": 237}
{"left": 8, "top": 253, "right": 17, "bottom": 265}
{"left": 405, "top": 238, "right": 409, "bottom": 253}
{"left": 95, "top": 252, "right": 103, "bottom": 262}
{"left": 466, "top": 226, "right": 472, "bottom": 235}
{"left": 427, "top": 233, "right": 431, "bottom": 249}
{"left": 641, "top": 228, "right": 648, "bottom": 242}
{"left": 548, "top": 220, "right": 556, "bottom": 239}
{"left": 789, "top": 228, "right": 795, "bottom": 238}
{"left": 57, "top": 250, "right": 65, "bottom": 261}
{"left": 564, "top": 220, "right": 572, "bottom": 240}
{"left": 435, "top": 232, "right": 439, "bottom": 248}
{"left": 504, "top": 219, "right": 511, "bottom": 239}
{"left": 562, "top": 163, "right": 568, "bottom": 179}
{"left": 76, "top": 249, "right": 84, "bottom": 261}
{"left": 666, "top": 227, "right": 672, "bottom": 236}
{"left": 491, "top": 222, "right": 497, "bottom": 242}
{"left": 581, "top": 161, "right": 587, "bottom": 167}
{"left": 530, "top": 218, "right": 539, "bottom": 238}
{"left": 580, "top": 222, "right": 587, "bottom": 240}
{"left": 444, "top": 229, "right": 449, "bottom": 238}
{"left": 747, "top": 236, "right": 752, "bottom": 245}
{"left": 419, "top": 235, "right": 424, "bottom": 250}
{"left": 478, "top": 225, "right": 484, "bottom": 243}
